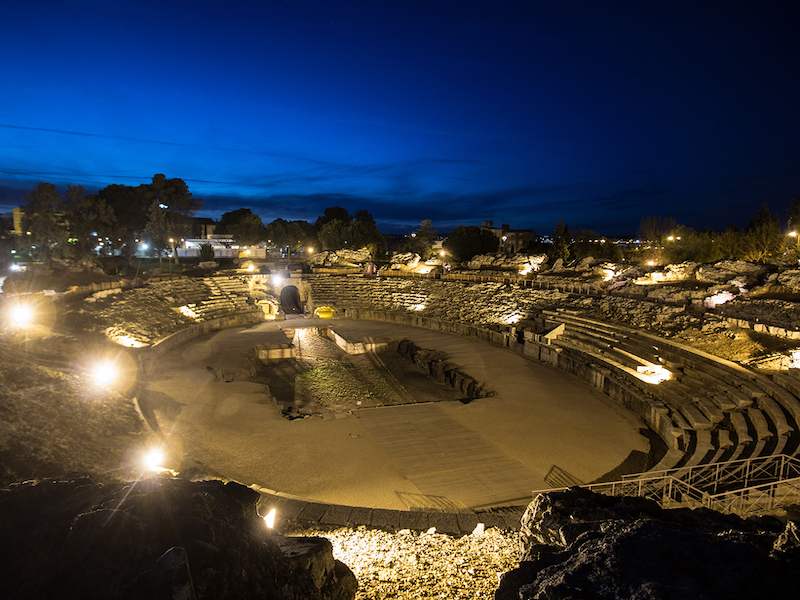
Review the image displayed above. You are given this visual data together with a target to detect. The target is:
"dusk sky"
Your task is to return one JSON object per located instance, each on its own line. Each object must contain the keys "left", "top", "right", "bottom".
{"left": 1, "top": 1, "right": 798, "bottom": 235}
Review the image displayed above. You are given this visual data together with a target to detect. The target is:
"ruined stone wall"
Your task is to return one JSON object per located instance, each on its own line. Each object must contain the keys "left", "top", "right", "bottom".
{"left": 305, "top": 275, "right": 570, "bottom": 328}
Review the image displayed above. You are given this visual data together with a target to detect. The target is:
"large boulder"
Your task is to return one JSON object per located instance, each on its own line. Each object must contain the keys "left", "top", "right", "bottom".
{"left": 496, "top": 487, "right": 799, "bottom": 600}
{"left": 0, "top": 476, "right": 356, "bottom": 600}
{"left": 696, "top": 260, "right": 768, "bottom": 287}
{"left": 465, "top": 253, "right": 548, "bottom": 273}
{"left": 309, "top": 249, "right": 371, "bottom": 268}
{"left": 776, "top": 270, "right": 800, "bottom": 292}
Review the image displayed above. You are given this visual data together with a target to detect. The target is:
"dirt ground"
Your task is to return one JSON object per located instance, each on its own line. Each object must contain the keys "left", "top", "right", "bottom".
{"left": 250, "top": 330, "right": 466, "bottom": 416}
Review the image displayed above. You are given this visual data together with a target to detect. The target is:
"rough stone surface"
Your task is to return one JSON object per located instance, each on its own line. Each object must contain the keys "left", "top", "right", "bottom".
{"left": 497, "top": 487, "right": 800, "bottom": 600}
{"left": 0, "top": 476, "right": 356, "bottom": 600}
{"left": 465, "top": 253, "right": 548, "bottom": 272}
{"left": 309, "top": 249, "right": 371, "bottom": 268}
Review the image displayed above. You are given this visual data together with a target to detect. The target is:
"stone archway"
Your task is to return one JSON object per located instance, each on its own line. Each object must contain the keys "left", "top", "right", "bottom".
{"left": 280, "top": 285, "right": 303, "bottom": 314}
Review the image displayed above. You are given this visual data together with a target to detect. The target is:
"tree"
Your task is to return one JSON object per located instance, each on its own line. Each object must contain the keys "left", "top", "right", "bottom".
{"left": 443, "top": 226, "right": 499, "bottom": 263}
{"left": 266, "top": 218, "right": 292, "bottom": 254}
{"left": 741, "top": 203, "right": 782, "bottom": 263}
{"left": 401, "top": 220, "right": 438, "bottom": 260}
{"left": 318, "top": 219, "right": 348, "bottom": 250}
{"left": 550, "top": 218, "right": 570, "bottom": 263}
{"left": 661, "top": 225, "right": 720, "bottom": 264}
{"left": 788, "top": 198, "right": 800, "bottom": 232}
{"left": 354, "top": 209, "right": 375, "bottom": 225}
{"left": 199, "top": 243, "right": 215, "bottom": 262}
{"left": 716, "top": 225, "right": 743, "bottom": 260}
{"left": 62, "top": 184, "right": 115, "bottom": 263}
{"left": 145, "top": 174, "right": 203, "bottom": 264}
{"left": 287, "top": 220, "right": 319, "bottom": 254}
{"left": 637, "top": 215, "right": 677, "bottom": 245}
{"left": 315, "top": 206, "right": 351, "bottom": 230}
{"left": 20, "top": 182, "right": 67, "bottom": 263}
{"left": 143, "top": 202, "right": 169, "bottom": 266}
{"left": 218, "top": 208, "right": 254, "bottom": 234}
{"left": 93, "top": 183, "right": 150, "bottom": 260}
{"left": 228, "top": 213, "right": 264, "bottom": 246}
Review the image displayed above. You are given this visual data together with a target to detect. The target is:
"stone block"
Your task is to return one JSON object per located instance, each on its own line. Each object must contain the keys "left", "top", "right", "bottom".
{"left": 473, "top": 513, "right": 507, "bottom": 530}
{"left": 456, "top": 512, "right": 480, "bottom": 533}
{"left": 427, "top": 512, "right": 460, "bottom": 535}
{"left": 296, "top": 502, "right": 328, "bottom": 524}
{"left": 397, "top": 511, "right": 430, "bottom": 532}
{"left": 320, "top": 504, "right": 354, "bottom": 527}
{"left": 347, "top": 506, "right": 373, "bottom": 527}
{"left": 370, "top": 508, "right": 401, "bottom": 531}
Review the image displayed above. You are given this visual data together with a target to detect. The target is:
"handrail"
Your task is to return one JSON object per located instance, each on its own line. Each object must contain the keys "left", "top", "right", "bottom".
{"left": 531, "top": 454, "right": 800, "bottom": 516}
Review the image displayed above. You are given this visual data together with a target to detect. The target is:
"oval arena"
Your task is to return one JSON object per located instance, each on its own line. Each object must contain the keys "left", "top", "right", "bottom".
{"left": 86, "top": 270, "right": 800, "bottom": 530}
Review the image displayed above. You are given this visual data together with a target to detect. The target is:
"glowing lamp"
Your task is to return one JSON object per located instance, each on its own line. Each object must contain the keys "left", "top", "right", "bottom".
{"left": 94, "top": 363, "right": 116, "bottom": 385}
{"left": 263, "top": 508, "right": 276, "bottom": 528}
{"left": 11, "top": 305, "right": 32, "bottom": 326}
{"left": 272, "top": 274, "right": 283, "bottom": 286}
{"left": 144, "top": 449, "right": 163, "bottom": 471}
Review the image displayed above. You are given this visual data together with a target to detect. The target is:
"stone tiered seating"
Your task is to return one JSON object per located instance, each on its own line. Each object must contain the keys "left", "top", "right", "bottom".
{"left": 300, "top": 274, "right": 800, "bottom": 488}
{"left": 535, "top": 308, "right": 800, "bottom": 475}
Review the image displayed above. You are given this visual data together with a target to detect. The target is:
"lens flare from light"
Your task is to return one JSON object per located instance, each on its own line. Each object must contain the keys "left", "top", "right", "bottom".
{"left": 145, "top": 450, "right": 163, "bottom": 471}
{"left": 11, "top": 305, "right": 32, "bottom": 325}
{"left": 263, "top": 508, "right": 276, "bottom": 528}
{"left": 94, "top": 363, "right": 116, "bottom": 385}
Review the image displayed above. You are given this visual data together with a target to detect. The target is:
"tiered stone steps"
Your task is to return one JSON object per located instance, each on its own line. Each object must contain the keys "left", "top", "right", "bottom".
{"left": 539, "top": 309, "right": 800, "bottom": 475}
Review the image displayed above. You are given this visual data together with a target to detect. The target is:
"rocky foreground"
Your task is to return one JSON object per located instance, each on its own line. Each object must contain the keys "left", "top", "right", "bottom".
{"left": 497, "top": 487, "right": 800, "bottom": 599}
{"left": 0, "top": 476, "right": 356, "bottom": 600}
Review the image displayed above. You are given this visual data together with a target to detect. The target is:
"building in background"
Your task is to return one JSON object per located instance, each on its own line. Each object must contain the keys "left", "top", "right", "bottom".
{"left": 479, "top": 220, "right": 534, "bottom": 254}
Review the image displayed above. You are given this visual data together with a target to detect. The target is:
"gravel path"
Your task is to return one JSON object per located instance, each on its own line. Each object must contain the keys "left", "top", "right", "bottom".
{"left": 289, "top": 525, "right": 520, "bottom": 599}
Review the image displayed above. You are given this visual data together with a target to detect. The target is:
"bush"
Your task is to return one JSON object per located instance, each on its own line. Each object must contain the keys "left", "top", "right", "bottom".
{"left": 199, "top": 243, "right": 215, "bottom": 262}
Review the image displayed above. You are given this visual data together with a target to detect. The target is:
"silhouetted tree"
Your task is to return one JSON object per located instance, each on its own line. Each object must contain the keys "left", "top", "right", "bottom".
{"left": 219, "top": 208, "right": 254, "bottom": 234}
{"left": 443, "top": 226, "right": 499, "bottom": 263}
{"left": 143, "top": 202, "right": 169, "bottom": 266}
{"left": 62, "top": 184, "right": 115, "bottom": 263}
{"left": 266, "top": 218, "right": 292, "bottom": 253}
{"left": 401, "top": 220, "right": 437, "bottom": 260}
{"left": 550, "top": 218, "right": 570, "bottom": 263}
{"left": 228, "top": 213, "right": 264, "bottom": 246}
{"left": 741, "top": 203, "right": 782, "bottom": 263}
{"left": 354, "top": 209, "right": 375, "bottom": 225}
{"left": 20, "top": 182, "right": 66, "bottom": 263}
{"left": 315, "top": 206, "right": 351, "bottom": 230}
{"left": 637, "top": 215, "right": 677, "bottom": 245}
{"left": 145, "top": 174, "right": 202, "bottom": 264}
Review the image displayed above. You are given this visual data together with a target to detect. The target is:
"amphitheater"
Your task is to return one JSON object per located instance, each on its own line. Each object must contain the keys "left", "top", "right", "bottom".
{"left": 77, "top": 265, "right": 800, "bottom": 533}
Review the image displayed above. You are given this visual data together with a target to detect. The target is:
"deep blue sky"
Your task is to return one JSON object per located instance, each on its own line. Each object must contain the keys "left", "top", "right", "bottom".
{"left": 1, "top": 0, "right": 798, "bottom": 235}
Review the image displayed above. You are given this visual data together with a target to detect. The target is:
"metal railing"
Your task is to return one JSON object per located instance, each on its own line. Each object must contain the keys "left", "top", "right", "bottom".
{"left": 532, "top": 454, "right": 800, "bottom": 516}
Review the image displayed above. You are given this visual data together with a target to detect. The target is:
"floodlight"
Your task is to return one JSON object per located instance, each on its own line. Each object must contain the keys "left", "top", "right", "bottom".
{"left": 263, "top": 508, "right": 276, "bottom": 528}
{"left": 144, "top": 449, "right": 163, "bottom": 471}
{"left": 94, "top": 363, "right": 116, "bottom": 385}
{"left": 11, "top": 305, "right": 32, "bottom": 326}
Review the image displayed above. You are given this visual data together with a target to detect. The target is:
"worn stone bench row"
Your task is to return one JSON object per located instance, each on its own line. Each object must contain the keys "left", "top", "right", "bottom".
{"left": 542, "top": 309, "right": 800, "bottom": 472}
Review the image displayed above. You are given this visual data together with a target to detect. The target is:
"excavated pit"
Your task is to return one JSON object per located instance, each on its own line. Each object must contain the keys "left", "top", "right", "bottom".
{"left": 249, "top": 328, "right": 478, "bottom": 419}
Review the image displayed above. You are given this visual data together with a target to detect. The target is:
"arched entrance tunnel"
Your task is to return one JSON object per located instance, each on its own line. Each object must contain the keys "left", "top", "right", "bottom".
{"left": 148, "top": 319, "right": 651, "bottom": 511}
{"left": 279, "top": 285, "right": 303, "bottom": 314}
